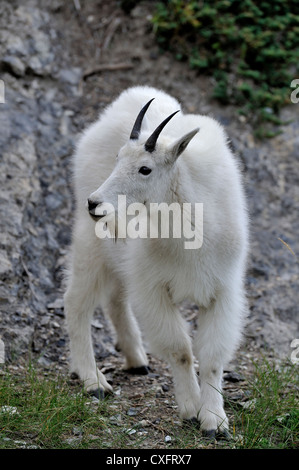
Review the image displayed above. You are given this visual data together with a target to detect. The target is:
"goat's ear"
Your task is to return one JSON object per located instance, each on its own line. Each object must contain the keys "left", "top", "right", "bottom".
{"left": 167, "top": 128, "right": 199, "bottom": 163}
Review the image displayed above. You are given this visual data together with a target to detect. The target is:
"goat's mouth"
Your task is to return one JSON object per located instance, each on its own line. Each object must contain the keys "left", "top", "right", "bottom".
{"left": 89, "top": 213, "right": 103, "bottom": 222}
{"left": 88, "top": 207, "right": 107, "bottom": 222}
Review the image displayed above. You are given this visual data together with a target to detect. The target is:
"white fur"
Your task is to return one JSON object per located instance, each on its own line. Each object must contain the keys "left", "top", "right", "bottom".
{"left": 64, "top": 86, "right": 249, "bottom": 433}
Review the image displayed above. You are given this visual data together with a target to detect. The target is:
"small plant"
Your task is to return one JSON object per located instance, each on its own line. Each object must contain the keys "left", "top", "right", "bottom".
{"left": 152, "top": 0, "right": 299, "bottom": 137}
{"left": 227, "top": 358, "right": 299, "bottom": 448}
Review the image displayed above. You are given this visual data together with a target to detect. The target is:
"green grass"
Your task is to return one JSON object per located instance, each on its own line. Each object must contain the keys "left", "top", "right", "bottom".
{"left": 0, "top": 357, "right": 298, "bottom": 449}
{"left": 0, "top": 365, "right": 108, "bottom": 449}
{"left": 227, "top": 359, "right": 299, "bottom": 448}
{"left": 0, "top": 363, "right": 158, "bottom": 449}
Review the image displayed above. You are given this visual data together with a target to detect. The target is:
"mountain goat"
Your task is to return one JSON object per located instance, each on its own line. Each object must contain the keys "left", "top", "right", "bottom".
{"left": 64, "top": 86, "right": 248, "bottom": 438}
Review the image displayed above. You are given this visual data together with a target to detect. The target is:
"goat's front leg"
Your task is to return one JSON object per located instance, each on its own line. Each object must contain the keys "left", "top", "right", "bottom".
{"left": 131, "top": 286, "right": 201, "bottom": 420}
{"left": 64, "top": 239, "right": 113, "bottom": 398}
{"left": 64, "top": 286, "right": 112, "bottom": 397}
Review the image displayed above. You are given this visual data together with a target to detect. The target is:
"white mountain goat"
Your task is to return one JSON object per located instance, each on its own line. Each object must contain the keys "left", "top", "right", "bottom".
{"left": 64, "top": 86, "right": 248, "bottom": 437}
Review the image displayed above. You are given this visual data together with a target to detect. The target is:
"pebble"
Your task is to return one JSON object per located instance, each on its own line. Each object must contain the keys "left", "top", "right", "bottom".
{"left": 109, "top": 414, "right": 122, "bottom": 424}
{"left": 138, "top": 419, "right": 150, "bottom": 427}
{"left": 241, "top": 399, "right": 257, "bottom": 411}
{"left": 72, "top": 426, "right": 83, "bottom": 436}
{"left": 58, "top": 68, "right": 82, "bottom": 85}
{"left": 0, "top": 406, "right": 19, "bottom": 415}
{"left": 276, "top": 413, "right": 290, "bottom": 424}
{"left": 223, "top": 371, "right": 244, "bottom": 383}
{"left": 127, "top": 428, "right": 137, "bottom": 435}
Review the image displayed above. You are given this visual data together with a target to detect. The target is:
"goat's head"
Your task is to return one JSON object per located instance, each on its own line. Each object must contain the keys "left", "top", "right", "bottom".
{"left": 87, "top": 98, "right": 199, "bottom": 223}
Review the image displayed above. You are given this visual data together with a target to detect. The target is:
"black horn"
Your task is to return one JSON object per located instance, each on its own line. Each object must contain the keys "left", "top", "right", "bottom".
{"left": 145, "top": 110, "right": 180, "bottom": 153}
{"left": 130, "top": 98, "right": 155, "bottom": 140}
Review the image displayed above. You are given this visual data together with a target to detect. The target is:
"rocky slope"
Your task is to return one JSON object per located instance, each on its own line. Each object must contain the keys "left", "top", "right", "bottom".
{"left": 0, "top": 0, "right": 298, "bottom": 377}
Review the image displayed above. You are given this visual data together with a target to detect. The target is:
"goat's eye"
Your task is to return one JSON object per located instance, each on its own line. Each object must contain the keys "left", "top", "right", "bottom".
{"left": 139, "top": 166, "right": 152, "bottom": 175}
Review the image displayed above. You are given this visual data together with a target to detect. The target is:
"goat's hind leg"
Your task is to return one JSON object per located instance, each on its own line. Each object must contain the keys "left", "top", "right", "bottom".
{"left": 102, "top": 279, "right": 148, "bottom": 375}
{"left": 64, "top": 238, "right": 113, "bottom": 398}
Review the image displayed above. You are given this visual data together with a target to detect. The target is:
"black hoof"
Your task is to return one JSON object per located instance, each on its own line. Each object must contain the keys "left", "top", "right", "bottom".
{"left": 87, "top": 388, "right": 108, "bottom": 400}
{"left": 202, "top": 429, "right": 216, "bottom": 441}
{"left": 70, "top": 372, "right": 79, "bottom": 380}
{"left": 183, "top": 419, "right": 231, "bottom": 441}
{"left": 126, "top": 365, "right": 149, "bottom": 375}
{"left": 202, "top": 428, "right": 231, "bottom": 441}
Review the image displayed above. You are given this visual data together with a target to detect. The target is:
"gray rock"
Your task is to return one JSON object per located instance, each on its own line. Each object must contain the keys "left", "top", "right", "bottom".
{"left": 58, "top": 68, "right": 82, "bottom": 85}
{"left": 1, "top": 56, "right": 26, "bottom": 76}
{"left": 0, "top": 251, "right": 13, "bottom": 276}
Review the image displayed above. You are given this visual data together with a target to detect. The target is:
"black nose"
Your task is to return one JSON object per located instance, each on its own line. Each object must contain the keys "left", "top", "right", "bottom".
{"left": 88, "top": 198, "right": 99, "bottom": 213}
{"left": 87, "top": 198, "right": 103, "bottom": 220}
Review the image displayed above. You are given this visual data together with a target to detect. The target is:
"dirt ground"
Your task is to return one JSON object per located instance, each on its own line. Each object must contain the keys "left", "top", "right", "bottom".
{"left": 0, "top": 0, "right": 298, "bottom": 448}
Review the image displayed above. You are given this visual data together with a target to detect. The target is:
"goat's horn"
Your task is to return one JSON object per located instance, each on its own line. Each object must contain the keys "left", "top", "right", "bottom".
{"left": 145, "top": 110, "right": 180, "bottom": 153}
{"left": 130, "top": 98, "right": 155, "bottom": 140}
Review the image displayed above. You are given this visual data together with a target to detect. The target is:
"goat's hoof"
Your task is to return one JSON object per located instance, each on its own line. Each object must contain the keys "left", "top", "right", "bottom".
{"left": 70, "top": 372, "right": 79, "bottom": 380}
{"left": 202, "top": 428, "right": 231, "bottom": 441}
{"left": 202, "top": 429, "right": 216, "bottom": 441}
{"left": 87, "top": 388, "right": 109, "bottom": 400}
{"left": 126, "top": 365, "right": 149, "bottom": 375}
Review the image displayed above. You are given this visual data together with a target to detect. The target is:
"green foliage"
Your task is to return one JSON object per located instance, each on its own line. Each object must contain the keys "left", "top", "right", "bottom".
{"left": 152, "top": 0, "right": 299, "bottom": 137}
{"left": 228, "top": 359, "right": 299, "bottom": 448}
{"left": 0, "top": 365, "right": 118, "bottom": 448}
